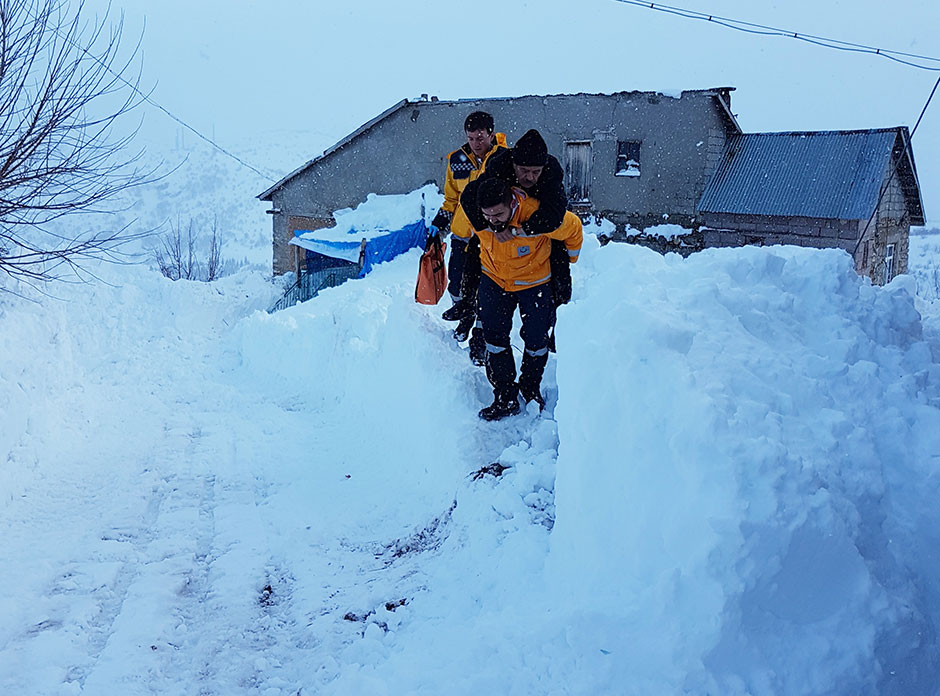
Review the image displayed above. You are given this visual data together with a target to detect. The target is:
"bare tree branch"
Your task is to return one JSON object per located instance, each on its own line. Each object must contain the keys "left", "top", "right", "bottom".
{"left": 152, "top": 217, "right": 226, "bottom": 283}
{"left": 206, "top": 219, "right": 221, "bottom": 282}
{"left": 0, "top": 0, "right": 157, "bottom": 285}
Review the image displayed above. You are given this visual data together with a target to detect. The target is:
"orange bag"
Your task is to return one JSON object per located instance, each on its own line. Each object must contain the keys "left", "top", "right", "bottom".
{"left": 415, "top": 233, "right": 447, "bottom": 305}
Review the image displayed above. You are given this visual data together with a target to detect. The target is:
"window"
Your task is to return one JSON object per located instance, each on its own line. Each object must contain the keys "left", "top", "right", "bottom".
{"left": 616, "top": 140, "right": 641, "bottom": 177}
{"left": 885, "top": 243, "right": 896, "bottom": 282}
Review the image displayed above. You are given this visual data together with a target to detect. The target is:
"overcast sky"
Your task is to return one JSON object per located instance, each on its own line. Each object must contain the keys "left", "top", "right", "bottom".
{"left": 89, "top": 0, "right": 939, "bottom": 225}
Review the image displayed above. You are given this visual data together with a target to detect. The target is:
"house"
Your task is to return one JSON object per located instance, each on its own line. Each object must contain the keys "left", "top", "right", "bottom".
{"left": 258, "top": 88, "right": 742, "bottom": 276}
{"left": 259, "top": 89, "right": 925, "bottom": 286}
{"left": 697, "top": 128, "right": 925, "bottom": 284}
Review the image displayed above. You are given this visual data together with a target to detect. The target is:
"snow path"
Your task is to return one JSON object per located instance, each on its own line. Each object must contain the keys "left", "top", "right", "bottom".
{"left": 3, "top": 238, "right": 940, "bottom": 694}
{"left": 0, "top": 261, "right": 559, "bottom": 695}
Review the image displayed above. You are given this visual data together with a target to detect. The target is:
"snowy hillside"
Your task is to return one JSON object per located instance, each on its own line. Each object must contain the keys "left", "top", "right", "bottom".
{"left": 2, "top": 220, "right": 939, "bottom": 694}
{"left": 59, "top": 130, "right": 313, "bottom": 274}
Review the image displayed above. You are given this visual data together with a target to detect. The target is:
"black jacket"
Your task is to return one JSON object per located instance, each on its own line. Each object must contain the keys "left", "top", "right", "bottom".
{"left": 460, "top": 148, "right": 568, "bottom": 236}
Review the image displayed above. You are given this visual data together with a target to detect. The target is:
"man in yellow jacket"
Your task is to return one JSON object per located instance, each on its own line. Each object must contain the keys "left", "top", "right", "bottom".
{"left": 431, "top": 111, "right": 507, "bottom": 364}
{"left": 470, "top": 178, "right": 582, "bottom": 421}
{"left": 457, "top": 129, "right": 570, "bottom": 354}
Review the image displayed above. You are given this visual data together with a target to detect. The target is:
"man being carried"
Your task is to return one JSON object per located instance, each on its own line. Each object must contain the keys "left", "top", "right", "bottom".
{"left": 462, "top": 128, "right": 567, "bottom": 238}
{"left": 431, "top": 111, "right": 507, "bottom": 364}
{"left": 470, "top": 178, "right": 582, "bottom": 421}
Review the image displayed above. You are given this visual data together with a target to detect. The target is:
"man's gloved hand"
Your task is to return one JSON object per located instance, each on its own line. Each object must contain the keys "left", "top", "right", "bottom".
{"left": 431, "top": 210, "right": 452, "bottom": 232}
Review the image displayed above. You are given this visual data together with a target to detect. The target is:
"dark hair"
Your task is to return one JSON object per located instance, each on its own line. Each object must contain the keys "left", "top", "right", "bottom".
{"left": 477, "top": 178, "right": 512, "bottom": 209}
{"left": 464, "top": 111, "right": 494, "bottom": 133}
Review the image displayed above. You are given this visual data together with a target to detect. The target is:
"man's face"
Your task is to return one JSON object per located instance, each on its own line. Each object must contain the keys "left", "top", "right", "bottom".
{"left": 481, "top": 201, "right": 513, "bottom": 232}
{"left": 466, "top": 129, "right": 495, "bottom": 158}
{"left": 513, "top": 163, "right": 544, "bottom": 190}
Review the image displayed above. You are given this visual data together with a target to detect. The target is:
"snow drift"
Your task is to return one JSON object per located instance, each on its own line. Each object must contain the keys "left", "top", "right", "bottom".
{"left": 1, "top": 234, "right": 939, "bottom": 695}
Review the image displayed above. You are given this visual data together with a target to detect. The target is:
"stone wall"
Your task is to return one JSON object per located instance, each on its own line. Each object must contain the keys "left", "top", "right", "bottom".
{"left": 265, "top": 90, "right": 737, "bottom": 274}
{"left": 856, "top": 168, "right": 910, "bottom": 283}
{"left": 272, "top": 215, "right": 335, "bottom": 277}
{"left": 699, "top": 204, "right": 910, "bottom": 286}
{"left": 701, "top": 213, "right": 858, "bottom": 249}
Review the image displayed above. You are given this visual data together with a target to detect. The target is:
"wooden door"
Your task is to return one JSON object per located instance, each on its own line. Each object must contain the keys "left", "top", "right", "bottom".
{"left": 564, "top": 141, "right": 592, "bottom": 204}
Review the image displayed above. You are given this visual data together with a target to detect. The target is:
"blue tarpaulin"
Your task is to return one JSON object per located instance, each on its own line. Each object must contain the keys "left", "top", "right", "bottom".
{"left": 357, "top": 219, "right": 429, "bottom": 277}
{"left": 291, "top": 219, "right": 429, "bottom": 278}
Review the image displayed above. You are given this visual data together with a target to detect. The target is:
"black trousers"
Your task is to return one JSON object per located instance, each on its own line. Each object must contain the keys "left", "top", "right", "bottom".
{"left": 478, "top": 275, "right": 554, "bottom": 354}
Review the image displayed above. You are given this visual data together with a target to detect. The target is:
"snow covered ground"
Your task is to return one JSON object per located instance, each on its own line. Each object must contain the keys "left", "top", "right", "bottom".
{"left": 2, "top": 217, "right": 940, "bottom": 694}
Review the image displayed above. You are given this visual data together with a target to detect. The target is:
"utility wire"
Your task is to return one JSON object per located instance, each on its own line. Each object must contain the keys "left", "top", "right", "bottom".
{"left": 129, "top": 87, "right": 277, "bottom": 182}
{"left": 22, "top": 2, "right": 277, "bottom": 182}
{"left": 608, "top": 1, "right": 940, "bottom": 259}
{"left": 911, "top": 75, "right": 940, "bottom": 137}
{"left": 612, "top": 0, "right": 940, "bottom": 71}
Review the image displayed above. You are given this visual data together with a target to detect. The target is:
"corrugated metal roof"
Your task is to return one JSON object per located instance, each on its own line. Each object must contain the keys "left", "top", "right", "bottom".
{"left": 698, "top": 129, "right": 900, "bottom": 220}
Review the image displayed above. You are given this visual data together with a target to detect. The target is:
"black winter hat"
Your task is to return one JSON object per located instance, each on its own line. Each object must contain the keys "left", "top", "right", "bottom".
{"left": 512, "top": 129, "right": 548, "bottom": 167}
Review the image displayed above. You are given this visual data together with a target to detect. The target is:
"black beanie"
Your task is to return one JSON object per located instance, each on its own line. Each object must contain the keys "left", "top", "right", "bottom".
{"left": 512, "top": 129, "right": 548, "bottom": 167}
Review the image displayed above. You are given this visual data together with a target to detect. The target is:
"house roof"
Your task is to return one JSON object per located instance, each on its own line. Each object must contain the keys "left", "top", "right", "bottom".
{"left": 698, "top": 128, "right": 925, "bottom": 225}
{"left": 258, "top": 88, "right": 740, "bottom": 201}
{"left": 258, "top": 99, "right": 408, "bottom": 201}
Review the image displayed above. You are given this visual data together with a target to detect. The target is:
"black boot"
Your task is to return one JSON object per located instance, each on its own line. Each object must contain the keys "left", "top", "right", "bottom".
{"left": 468, "top": 328, "right": 486, "bottom": 366}
{"left": 479, "top": 387, "right": 522, "bottom": 421}
{"left": 519, "top": 351, "right": 548, "bottom": 411}
{"left": 453, "top": 314, "right": 474, "bottom": 341}
{"left": 479, "top": 348, "right": 520, "bottom": 421}
{"left": 485, "top": 345, "right": 516, "bottom": 387}
{"left": 443, "top": 299, "right": 472, "bottom": 322}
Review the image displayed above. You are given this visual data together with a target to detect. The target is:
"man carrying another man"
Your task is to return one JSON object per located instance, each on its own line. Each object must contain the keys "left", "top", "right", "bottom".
{"left": 455, "top": 129, "right": 572, "bottom": 353}
{"left": 469, "top": 177, "right": 582, "bottom": 421}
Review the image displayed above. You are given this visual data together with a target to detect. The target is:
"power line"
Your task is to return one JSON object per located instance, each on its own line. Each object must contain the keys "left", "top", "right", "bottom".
{"left": 134, "top": 89, "right": 276, "bottom": 182}
{"left": 911, "top": 75, "right": 940, "bottom": 137}
{"left": 611, "top": 0, "right": 940, "bottom": 260}
{"left": 612, "top": 0, "right": 940, "bottom": 71}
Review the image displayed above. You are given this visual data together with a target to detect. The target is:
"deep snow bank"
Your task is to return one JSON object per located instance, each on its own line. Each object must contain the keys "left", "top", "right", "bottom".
{"left": 229, "top": 256, "right": 478, "bottom": 542}
{"left": 230, "top": 237, "right": 940, "bottom": 696}
{"left": 2, "top": 237, "right": 940, "bottom": 696}
{"left": 550, "top": 241, "right": 940, "bottom": 695}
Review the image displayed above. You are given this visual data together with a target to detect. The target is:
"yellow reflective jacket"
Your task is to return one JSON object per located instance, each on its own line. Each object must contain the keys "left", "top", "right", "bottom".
{"left": 441, "top": 133, "right": 508, "bottom": 236}
{"left": 474, "top": 189, "right": 582, "bottom": 292}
